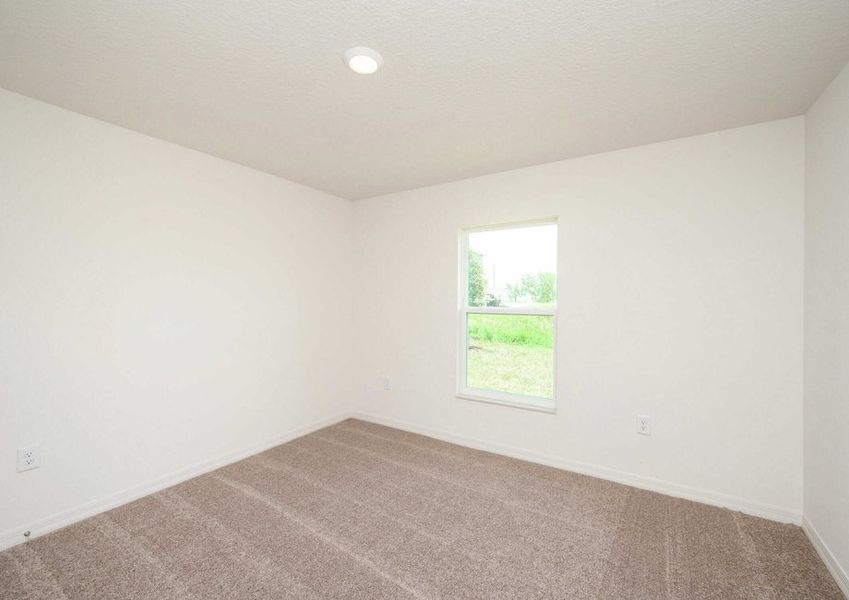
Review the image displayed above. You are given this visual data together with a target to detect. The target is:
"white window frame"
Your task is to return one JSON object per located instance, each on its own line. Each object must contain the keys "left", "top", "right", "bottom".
{"left": 457, "top": 218, "right": 558, "bottom": 414}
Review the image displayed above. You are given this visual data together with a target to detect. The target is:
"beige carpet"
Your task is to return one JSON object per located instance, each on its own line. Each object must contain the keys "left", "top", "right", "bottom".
{"left": 0, "top": 419, "right": 842, "bottom": 599}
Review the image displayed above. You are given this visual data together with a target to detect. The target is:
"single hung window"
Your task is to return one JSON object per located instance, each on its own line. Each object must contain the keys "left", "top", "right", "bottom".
{"left": 459, "top": 220, "right": 557, "bottom": 412}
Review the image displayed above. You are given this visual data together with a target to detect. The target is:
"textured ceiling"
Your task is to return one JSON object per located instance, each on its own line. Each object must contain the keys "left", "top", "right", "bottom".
{"left": 2, "top": 1, "right": 849, "bottom": 200}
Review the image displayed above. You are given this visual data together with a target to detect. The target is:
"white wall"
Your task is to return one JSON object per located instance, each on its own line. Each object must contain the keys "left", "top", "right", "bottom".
{"left": 0, "top": 86, "right": 813, "bottom": 551}
{"left": 804, "top": 61, "right": 849, "bottom": 589}
{"left": 0, "top": 89, "right": 353, "bottom": 544}
{"left": 352, "top": 118, "right": 805, "bottom": 520}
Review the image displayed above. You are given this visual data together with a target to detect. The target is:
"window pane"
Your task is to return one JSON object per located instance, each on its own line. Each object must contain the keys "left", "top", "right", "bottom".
{"left": 466, "top": 313, "right": 554, "bottom": 399}
{"left": 467, "top": 223, "right": 557, "bottom": 308}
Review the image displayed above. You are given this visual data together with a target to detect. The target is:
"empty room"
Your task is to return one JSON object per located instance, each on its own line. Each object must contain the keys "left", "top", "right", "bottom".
{"left": 1, "top": 1, "right": 848, "bottom": 598}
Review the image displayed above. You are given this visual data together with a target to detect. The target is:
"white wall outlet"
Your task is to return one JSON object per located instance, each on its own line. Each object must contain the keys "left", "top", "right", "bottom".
{"left": 16, "top": 445, "right": 41, "bottom": 472}
{"left": 636, "top": 415, "right": 651, "bottom": 436}
{"left": 382, "top": 377, "right": 392, "bottom": 391}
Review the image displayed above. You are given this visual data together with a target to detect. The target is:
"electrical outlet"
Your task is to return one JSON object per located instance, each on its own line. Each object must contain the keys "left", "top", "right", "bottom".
{"left": 382, "top": 377, "right": 392, "bottom": 391}
{"left": 636, "top": 415, "right": 651, "bottom": 436}
{"left": 16, "top": 445, "right": 41, "bottom": 472}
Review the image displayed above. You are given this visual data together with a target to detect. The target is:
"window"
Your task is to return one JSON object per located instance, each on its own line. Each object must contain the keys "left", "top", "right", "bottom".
{"left": 458, "top": 220, "right": 557, "bottom": 412}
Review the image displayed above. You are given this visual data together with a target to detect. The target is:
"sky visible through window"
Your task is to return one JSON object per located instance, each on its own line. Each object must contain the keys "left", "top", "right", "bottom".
{"left": 468, "top": 223, "right": 557, "bottom": 307}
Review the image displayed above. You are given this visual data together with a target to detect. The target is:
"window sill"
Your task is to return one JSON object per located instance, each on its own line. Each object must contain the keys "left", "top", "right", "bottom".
{"left": 457, "top": 392, "right": 556, "bottom": 414}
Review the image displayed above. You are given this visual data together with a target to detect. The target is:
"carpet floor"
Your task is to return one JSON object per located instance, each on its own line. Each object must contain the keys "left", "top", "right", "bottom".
{"left": 0, "top": 418, "right": 842, "bottom": 599}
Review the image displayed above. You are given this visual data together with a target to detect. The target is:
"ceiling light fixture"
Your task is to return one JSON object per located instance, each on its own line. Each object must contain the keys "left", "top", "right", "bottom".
{"left": 344, "top": 47, "right": 383, "bottom": 75}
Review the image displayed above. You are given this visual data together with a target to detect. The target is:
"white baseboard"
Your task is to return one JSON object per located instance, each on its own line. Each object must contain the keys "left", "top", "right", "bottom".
{"left": 0, "top": 412, "right": 353, "bottom": 552}
{"left": 803, "top": 516, "right": 849, "bottom": 598}
{"left": 351, "top": 412, "right": 801, "bottom": 525}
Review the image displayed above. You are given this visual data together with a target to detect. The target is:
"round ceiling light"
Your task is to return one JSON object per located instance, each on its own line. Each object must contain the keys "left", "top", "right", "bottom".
{"left": 344, "top": 47, "right": 383, "bottom": 75}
